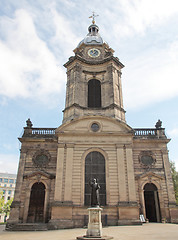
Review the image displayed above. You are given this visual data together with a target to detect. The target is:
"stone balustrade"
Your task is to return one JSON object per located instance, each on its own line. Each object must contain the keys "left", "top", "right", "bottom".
{"left": 134, "top": 128, "right": 166, "bottom": 138}
{"left": 31, "top": 128, "right": 56, "bottom": 135}
{"left": 22, "top": 126, "right": 166, "bottom": 139}
{"left": 22, "top": 127, "right": 56, "bottom": 138}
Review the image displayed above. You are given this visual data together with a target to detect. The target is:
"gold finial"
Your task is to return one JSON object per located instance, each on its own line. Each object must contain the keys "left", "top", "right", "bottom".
{"left": 89, "top": 11, "right": 99, "bottom": 24}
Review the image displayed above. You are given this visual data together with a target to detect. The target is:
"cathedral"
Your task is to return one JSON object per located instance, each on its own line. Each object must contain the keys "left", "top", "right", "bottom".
{"left": 7, "top": 18, "right": 178, "bottom": 230}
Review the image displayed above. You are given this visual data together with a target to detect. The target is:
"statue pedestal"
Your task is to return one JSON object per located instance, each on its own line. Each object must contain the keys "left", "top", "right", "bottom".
{"left": 77, "top": 207, "right": 113, "bottom": 240}
{"left": 86, "top": 207, "right": 102, "bottom": 237}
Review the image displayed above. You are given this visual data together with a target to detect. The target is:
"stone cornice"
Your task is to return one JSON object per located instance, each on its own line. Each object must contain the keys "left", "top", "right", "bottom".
{"left": 23, "top": 170, "right": 55, "bottom": 179}
{"left": 82, "top": 70, "right": 106, "bottom": 75}
{"left": 133, "top": 138, "right": 170, "bottom": 143}
{"left": 135, "top": 172, "right": 164, "bottom": 180}
{"left": 118, "top": 201, "right": 138, "bottom": 207}
{"left": 50, "top": 201, "right": 73, "bottom": 207}
{"left": 64, "top": 54, "right": 124, "bottom": 68}
{"left": 63, "top": 103, "right": 126, "bottom": 113}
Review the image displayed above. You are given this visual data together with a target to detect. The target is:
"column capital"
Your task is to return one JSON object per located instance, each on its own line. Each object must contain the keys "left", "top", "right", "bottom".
{"left": 161, "top": 149, "right": 169, "bottom": 155}
{"left": 116, "top": 144, "right": 124, "bottom": 149}
{"left": 124, "top": 143, "right": 133, "bottom": 149}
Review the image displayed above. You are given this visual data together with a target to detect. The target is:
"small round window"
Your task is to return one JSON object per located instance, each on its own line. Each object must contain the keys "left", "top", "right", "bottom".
{"left": 141, "top": 155, "right": 154, "bottom": 166}
{"left": 33, "top": 154, "right": 49, "bottom": 168}
{"left": 91, "top": 123, "right": 100, "bottom": 132}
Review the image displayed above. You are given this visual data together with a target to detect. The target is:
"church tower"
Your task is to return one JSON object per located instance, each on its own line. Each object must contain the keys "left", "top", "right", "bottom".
{"left": 63, "top": 21, "right": 125, "bottom": 123}
{"left": 7, "top": 17, "right": 178, "bottom": 231}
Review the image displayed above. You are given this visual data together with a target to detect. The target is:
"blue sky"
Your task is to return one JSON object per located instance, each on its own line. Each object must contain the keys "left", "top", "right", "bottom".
{"left": 0, "top": 0, "right": 178, "bottom": 173}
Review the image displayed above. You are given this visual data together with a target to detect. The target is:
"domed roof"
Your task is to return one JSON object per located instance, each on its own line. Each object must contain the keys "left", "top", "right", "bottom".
{"left": 77, "top": 24, "right": 108, "bottom": 47}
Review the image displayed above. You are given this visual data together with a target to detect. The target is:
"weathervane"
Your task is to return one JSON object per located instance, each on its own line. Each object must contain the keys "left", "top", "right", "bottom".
{"left": 89, "top": 11, "right": 99, "bottom": 24}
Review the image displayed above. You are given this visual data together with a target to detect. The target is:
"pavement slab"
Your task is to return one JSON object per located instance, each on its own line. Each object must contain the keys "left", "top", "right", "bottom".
{"left": 0, "top": 223, "right": 178, "bottom": 240}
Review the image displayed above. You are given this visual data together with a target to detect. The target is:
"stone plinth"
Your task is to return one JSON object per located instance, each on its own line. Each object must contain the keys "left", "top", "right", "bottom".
{"left": 87, "top": 207, "right": 102, "bottom": 237}
{"left": 77, "top": 207, "right": 113, "bottom": 240}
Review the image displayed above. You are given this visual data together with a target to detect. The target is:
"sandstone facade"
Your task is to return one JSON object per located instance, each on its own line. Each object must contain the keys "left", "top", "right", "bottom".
{"left": 7, "top": 21, "right": 178, "bottom": 230}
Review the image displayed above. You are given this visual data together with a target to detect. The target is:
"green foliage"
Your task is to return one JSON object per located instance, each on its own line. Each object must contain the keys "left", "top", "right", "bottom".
{"left": 0, "top": 190, "right": 13, "bottom": 221}
{"left": 170, "top": 161, "right": 178, "bottom": 204}
{"left": 0, "top": 191, "right": 5, "bottom": 214}
{"left": 3, "top": 198, "right": 13, "bottom": 214}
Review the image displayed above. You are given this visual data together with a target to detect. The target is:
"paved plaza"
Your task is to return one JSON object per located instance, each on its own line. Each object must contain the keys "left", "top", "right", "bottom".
{"left": 0, "top": 223, "right": 178, "bottom": 240}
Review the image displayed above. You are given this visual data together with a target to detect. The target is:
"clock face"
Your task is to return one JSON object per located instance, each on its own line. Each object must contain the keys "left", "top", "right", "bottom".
{"left": 88, "top": 48, "right": 100, "bottom": 57}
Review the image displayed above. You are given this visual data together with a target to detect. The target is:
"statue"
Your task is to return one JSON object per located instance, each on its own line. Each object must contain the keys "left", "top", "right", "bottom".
{"left": 155, "top": 119, "right": 162, "bottom": 129}
{"left": 89, "top": 178, "right": 100, "bottom": 207}
{"left": 26, "top": 118, "right": 33, "bottom": 128}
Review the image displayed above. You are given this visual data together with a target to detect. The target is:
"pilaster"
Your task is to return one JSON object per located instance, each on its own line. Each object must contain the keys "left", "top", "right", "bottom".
{"left": 125, "top": 145, "right": 137, "bottom": 202}
{"left": 161, "top": 150, "right": 176, "bottom": 203}
{"left": 64, "top": 144, "right": 74, "bottom": 201}
{"left": 54, "top": 144, "right": 65, "bottom": 201}
{"left": 7, "top": 150, "right": 27, "bottom": 224}
{"left": 116, "top": 145, "right": 127, "bottom": 201}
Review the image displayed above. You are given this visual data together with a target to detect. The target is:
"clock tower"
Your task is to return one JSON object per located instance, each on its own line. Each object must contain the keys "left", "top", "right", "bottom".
{"left": 63, "top": 22, "right": 125, "bottom": 124}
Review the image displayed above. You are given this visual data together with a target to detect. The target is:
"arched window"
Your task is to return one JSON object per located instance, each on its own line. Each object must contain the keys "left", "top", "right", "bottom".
{"left": 85, "top": 151, "right": 106, "bottom": 206}
{"left": 88, "top": 79, "right": 101, "bottom": 108}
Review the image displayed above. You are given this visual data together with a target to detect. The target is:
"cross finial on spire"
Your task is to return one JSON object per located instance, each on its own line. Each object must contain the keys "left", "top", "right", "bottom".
{"left": 89, "top": 11, "right": 99, "bottom": 24}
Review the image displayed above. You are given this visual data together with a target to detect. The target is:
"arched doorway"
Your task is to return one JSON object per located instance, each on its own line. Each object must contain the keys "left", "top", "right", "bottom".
{"left": 27, "top": 182, "right": 45, "bottom": 223}
{"left": 144, "top": 183, "right": 161, "bottom": 222}
{"left": 85, "top": 151, "right": 106, "bottom": 206}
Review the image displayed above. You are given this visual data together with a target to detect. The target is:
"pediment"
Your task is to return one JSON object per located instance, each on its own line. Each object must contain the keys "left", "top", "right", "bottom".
{"left": 136, "top": 172, "right": 164, "bottom": 180}
{"left": 56, "top": 116, "right": 133, "bottom": 135}
{"left": 23, "top": 170, "right": 55, "bottom": 180}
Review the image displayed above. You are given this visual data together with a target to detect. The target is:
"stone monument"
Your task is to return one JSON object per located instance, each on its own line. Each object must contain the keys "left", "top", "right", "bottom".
{"left": 77, "top": 178, "right": 113, "bottom": 240}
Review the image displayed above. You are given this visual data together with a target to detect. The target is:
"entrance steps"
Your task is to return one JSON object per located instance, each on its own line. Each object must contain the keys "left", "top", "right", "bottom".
{"left": 6, "top": 223, "right": 48, "bottom": 231}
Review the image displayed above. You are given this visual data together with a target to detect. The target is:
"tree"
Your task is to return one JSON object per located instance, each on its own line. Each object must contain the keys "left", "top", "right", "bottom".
{"left": 0, "top": 191, "right": 5, "bottom": 214}
{"left": 170, "top": 161, "right": 178, "bottom": 204}
{"left": 0, "top": 191, "right": 13, "bottom": 222}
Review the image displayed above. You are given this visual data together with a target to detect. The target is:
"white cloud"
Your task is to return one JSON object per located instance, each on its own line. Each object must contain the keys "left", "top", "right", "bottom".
{"left": 0, "top": 1, "right": 178, "bottom": 110}
{"left": 167, "top": 128, "right": 178, "bottom": 137}
{"left": 0, "top": 154, "right": 19, "bottom": 174}
{"left": 0, "top": 9, "right": 66, "bottom": 105}
{"left": 50, "top": 8, "right": 81, "bottom": 58}
{"left": 123, "top": 39, "right": 178, "bottom": 109}
{"left": 109, "top": 0, "right": 178, "bottom": 37}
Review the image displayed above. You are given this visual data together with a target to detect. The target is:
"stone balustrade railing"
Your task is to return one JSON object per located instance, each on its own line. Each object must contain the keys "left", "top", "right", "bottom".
{"left": 22, "top": 127, "right": 166, "bottom": 139}
{"left": 134, "top": 128, "right": 166, "bottom": 138}
{"left": 31, "top": 128, "right": 56, "bottom": 135}
{"left": 22, "top": 127, "right": 56, "bottom": 138}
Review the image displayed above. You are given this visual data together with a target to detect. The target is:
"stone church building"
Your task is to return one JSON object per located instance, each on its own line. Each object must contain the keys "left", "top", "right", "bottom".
{"left": 7, "top": 19, "right": 178, "bottom": 230}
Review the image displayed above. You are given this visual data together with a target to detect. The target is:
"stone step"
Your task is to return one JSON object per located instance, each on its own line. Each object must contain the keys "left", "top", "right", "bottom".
{"left": 6, "top": 223, "right": 48, "bottom": 231}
